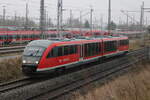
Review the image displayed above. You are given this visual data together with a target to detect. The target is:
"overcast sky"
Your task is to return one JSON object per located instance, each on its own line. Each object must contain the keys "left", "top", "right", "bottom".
{"left": 0, "top": 0, "right": 150, "bottom": 24}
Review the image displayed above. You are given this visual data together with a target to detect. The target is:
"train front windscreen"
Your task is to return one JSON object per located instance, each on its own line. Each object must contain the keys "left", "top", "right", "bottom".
{"left": 22, "top": 46, "right": 46, "bottom": 65}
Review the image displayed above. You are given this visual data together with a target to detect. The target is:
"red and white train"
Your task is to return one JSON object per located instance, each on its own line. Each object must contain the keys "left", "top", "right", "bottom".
{"left": 22, "top": 36, "right": 129, "bottom": 75}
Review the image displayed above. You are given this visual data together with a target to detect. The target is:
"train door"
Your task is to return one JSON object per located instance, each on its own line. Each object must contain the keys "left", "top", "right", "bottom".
{"left": 79, "top": 44, "right": 84, "bottom": 61}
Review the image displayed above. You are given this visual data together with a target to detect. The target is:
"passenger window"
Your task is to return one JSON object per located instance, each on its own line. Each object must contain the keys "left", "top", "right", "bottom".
{"left": 120, "top": 40, "right": 129, "bottom": 46}
{"left": 70, "top": 46, "right": 73, "bottom": 54}
{"left": 84, "top": 42, "right": 101, "bottom": 57}
{"left": 104, "top": 41, "right": 117, "bottom": 52}
{"left": 64, "top": 46, "right": 69, "bottom": 55}
{"left": 70, "top": 45, "right": 77, "bottom": 54}
{"left": 47, "top": 45, "right": 78, "bottom": 58}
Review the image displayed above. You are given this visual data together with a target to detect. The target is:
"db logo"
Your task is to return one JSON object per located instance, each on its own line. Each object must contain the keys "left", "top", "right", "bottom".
{"left": 59, "top": 60, "right": 62, "bottom": 63}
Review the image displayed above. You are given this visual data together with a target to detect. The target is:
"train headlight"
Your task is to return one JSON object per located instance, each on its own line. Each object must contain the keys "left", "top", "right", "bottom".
{"left": 23, "top": 60, "right": 26, "bottom": 64}
{"left": 35, "top": 61, "right": 39, "bottom": 64}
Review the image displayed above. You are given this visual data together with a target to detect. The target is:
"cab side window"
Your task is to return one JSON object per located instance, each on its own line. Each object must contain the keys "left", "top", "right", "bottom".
{"left": 58, "top": 47, "right": 63, "bottom": 56}
{"left": 47, "top": 47, "right": 58, "bottom": 58}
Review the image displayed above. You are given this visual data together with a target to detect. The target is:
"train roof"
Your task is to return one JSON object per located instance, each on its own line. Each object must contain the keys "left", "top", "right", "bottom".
{"left": 27, "top": 40, "right": 58, "bottom": 48}
{"left": 27, "top": 35, "right": 128, "bottom": 48}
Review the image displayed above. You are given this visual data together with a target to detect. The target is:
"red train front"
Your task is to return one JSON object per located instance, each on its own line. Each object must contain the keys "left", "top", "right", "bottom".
{"left": 22, "top": 36, "right": 129, "bottom": 75}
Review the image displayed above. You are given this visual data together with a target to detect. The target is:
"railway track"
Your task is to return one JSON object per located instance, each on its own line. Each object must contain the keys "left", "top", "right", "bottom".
{"left": 0, "top": 47, "right": 149, "bottom": 100}
{"left": 0, "top": 77, "right": 31, "bottom": 93}
{"left": 0, "top": 75, "right": 56, "bottom": 94}
{"left": 0, "top": 46, "right": 25, "bottom": 54}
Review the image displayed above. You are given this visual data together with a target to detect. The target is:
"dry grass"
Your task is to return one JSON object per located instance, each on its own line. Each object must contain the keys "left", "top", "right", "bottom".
{"left": 0, "top": 57, "right": 23, "bottom": 83}
{"left": 129, "top": 39, "right": 142, "bottom": 51}
{"left": 0, "top": 53, "right": 22, "bottom": 57}
{"left": 129, "top": 34, "right": 150, "bottom": 50}
{"left": 73, "top": 61, "right": 150, "bottom": 100}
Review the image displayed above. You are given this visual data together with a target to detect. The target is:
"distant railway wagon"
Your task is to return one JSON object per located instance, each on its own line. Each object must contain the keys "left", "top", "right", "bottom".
{"left": 22, "top": 36, "right": 129, "bottom": 76}
{"left": 0, "top": 31, "right": 56, "bottom": 45}
{"left": 113, "top": 31, "right": 144, "bottom": 39}
{"left": 0, "top": 30, "right": 109, "bottom": 45}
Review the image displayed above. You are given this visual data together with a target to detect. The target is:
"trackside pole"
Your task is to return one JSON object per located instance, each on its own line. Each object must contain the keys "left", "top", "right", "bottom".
{"left": 148, "top": 46, "right": 150, "bottom": 60}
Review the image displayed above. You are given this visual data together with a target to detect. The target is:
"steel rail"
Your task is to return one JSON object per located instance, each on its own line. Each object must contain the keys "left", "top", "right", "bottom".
{"left": 0, "top": 77, "right": 33, "bottom": 93}
{"left": 0, "top": 46, "right": 25, "bottom": 54}
{"left": 0, "top": 77, "right": 52, "bottom": 93}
